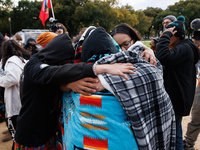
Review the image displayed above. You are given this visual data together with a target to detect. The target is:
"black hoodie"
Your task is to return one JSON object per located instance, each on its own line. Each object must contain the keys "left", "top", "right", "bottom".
{"left": 156, "top": 31, "right": 199, "bottom": 116}
{"left": 81, "top": 27, "right": 118, "bottom": 62}
{"left": 15, "top": 34, "right": 94, "bottom": 147}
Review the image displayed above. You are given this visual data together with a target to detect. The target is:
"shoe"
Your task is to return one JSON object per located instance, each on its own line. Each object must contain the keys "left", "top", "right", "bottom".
{"left": 1, "top": 132, "right": 12, "bottom": 142}
{"left": 2, "top": 129, "right": 9, "bottom": 134}
{"left": 183, "top": 140, "right": 195, "bottom": 150}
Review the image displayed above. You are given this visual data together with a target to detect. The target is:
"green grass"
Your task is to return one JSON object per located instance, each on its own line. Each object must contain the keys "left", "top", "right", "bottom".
{"left": 142, "top": 41, "right": 151, "bottom": 48}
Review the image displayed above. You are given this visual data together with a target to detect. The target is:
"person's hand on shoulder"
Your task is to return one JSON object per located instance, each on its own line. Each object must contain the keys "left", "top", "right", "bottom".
{"left": 140, "top": 44, "right": 157, "bottom": 66}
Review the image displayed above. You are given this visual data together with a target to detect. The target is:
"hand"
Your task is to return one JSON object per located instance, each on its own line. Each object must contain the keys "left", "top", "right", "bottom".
{"left": 164, "top": 26, "right": 177, "bottom": 35}
{"left": 96, "top": 80, "right": 105, "bottom": 92}
{"left": 140, "top": 45, "right": 157, "bottom": 66}
{"left": 96, "top": 63, "right": 136, "bottom": 80}
{"left": 65, "top": 77, "right": 99, "bottom": 96}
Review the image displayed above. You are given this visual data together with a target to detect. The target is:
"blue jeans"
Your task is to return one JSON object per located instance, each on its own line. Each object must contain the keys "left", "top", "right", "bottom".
{"left": 176, "top": 115, "right": 183, "bottom": 150}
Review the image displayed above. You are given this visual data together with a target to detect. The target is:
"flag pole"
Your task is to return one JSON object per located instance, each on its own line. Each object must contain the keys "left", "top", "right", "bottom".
{"left": 50, "top": 0, "right": 55, "bottom": 19}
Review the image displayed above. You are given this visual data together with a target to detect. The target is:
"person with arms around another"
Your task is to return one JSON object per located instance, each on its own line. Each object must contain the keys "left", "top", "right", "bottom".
{"left": 14, "top": 33, "right": 135, "bottom": 150}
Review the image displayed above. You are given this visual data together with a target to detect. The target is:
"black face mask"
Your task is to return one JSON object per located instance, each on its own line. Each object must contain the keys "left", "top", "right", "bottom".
{"left": 31, "top": 45, "right": 37, "bottom": 51}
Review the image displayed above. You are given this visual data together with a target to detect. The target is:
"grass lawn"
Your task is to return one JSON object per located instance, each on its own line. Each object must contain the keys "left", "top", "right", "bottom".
{"left": 142, "top": 40, "right": 151, "bottom": 48}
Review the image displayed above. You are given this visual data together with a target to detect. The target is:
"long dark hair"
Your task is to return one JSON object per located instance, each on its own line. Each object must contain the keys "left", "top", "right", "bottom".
{"left": 111, "top": 23, "right": 142, "bottom": 42}
{"left": 1, "top": 40, "right": 31, "bottom": 70}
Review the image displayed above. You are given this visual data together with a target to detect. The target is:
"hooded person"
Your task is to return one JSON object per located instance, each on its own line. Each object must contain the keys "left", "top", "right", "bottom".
{"left": 62, "top": 27, "right": 176, "bottom": 150}
{"left": 81, "top": 27, "right": 119, "bottom": 62}
{"left": 156, "top": 16, "right": 200, "bottom": 150}
{"left": 23, "top": 38, "right": 37, "bottom": 59}
{"left": 14, "top": 33, "right": 96, "bottom": 149}
{"left": 62, "top": 27, "right": 139, "bottom": 150}
{"left": 14, "top": 33, "right": 135, "bottom": 149}
{"left": 183, "top": 18, "right": 200, "bottom": 150}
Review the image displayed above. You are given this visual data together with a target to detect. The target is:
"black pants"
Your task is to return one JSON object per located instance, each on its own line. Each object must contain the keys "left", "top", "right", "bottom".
{"left": 6, "top": 115, "right": 18, "bottom": 150}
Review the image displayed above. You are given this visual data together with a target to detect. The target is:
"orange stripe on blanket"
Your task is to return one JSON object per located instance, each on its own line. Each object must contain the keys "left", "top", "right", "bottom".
{"left": 80, "top": 123, "right": 109, "bottom": 131}
{"left": 80, "top": 112, "right": 106, "bottom": 119}
{"left": 80, "top": 95, "right": 102, "bottom": 108}
{"left": 84, "top": 136, "right": 108, "bottom": 149}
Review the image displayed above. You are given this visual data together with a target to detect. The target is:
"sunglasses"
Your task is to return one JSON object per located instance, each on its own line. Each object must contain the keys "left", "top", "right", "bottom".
{"left": 57, "top": 26, "right": 63, "bottom": 29}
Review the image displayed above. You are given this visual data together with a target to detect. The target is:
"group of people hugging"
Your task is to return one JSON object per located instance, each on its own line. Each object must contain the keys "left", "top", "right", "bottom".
{"left": 1, "top": 16, "right": 199, "bottom": 150}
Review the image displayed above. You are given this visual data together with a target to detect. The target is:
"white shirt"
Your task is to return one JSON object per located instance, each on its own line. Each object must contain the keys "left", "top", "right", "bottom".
{"left": 0, "top": 56, "right": 27, "bottom": 118}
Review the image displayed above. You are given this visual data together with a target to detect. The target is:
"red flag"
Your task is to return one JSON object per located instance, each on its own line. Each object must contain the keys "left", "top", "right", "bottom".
{"left": 39, "top": 0, "right": 51, "bottom": 26}
{"left": 48, "top": 0, "right": 51, "bottom": 8}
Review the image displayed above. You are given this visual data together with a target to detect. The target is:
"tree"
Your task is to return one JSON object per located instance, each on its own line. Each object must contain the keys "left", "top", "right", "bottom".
{"left": 11, "top": 0, "right": 44, "bottom": 34}
{"left": 168, "top": 0, "right": 200, "bottom": 37}
{"left": 115, "top": 5, "right": 138, "bottom": 27}
{"left": 134, "top": 11, "right": 153, "bottom": 37}
{"left": 0, "top": 0, "right": 13, "bottom": 35}
{"left": 72, "top": 0, "right": 119, "bottom": 34}
{"left": 52, "top": 0, "right": 91, "bottom": 36}
{"left": 143, "top": 7, "right": 163, "bottom": 38}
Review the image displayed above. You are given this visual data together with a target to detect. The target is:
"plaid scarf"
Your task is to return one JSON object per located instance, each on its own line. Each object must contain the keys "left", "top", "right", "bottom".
{"left": 97, "top": 42, "right": 176, "bottom": 150}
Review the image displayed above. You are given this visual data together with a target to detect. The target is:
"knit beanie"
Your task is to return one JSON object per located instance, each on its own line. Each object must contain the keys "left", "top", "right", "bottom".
{"left": 163, "top": 15, "right": 177, "bottom": 22}
{"left": 36, "top": 32, "right": 57, "bottom": 47}
{"left": 192, "top": 31, "right": 200, "bottom": 40}
{"left": 190, "top": 18, "right": 200, "bottom": 40}
{"left": 81, "top": 27, "right": 118, "bottom": 62}
{"left": 165, "top": 16, "right": 185, "bottom": 40}
{"left": 190, "top": 18, "right": 200, "bottom": 30}
{"left": 38, "top": 33, "right": 75, "bottom": 65}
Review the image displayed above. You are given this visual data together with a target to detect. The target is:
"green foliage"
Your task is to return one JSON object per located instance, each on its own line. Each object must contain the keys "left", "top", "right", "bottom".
{"left": 0, "top": 0, "right": 199, "bottom": 39}
{"left": 167, "top": 0, "right": 200, "bottom": 36}
{"left": 134, "top": 11, "right": 153, "bottom": 36}
{"left": 0, "top": 0, "right": 13, "bottom": 35}
{"left": 143, "top": 7, "right": 163, "bottom": 18}
{"left": 10, "top": 0, "right": 43, "bottom": 34}
{"left": 115, "top": 6, "right": 138, "bottom": 27}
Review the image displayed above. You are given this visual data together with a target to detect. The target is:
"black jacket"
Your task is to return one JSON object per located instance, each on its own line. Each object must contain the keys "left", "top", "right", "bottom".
{"left": 15, "top": 34, "right": 94, "bottom": 147}
{"left": 156, "top": 31, "right": 199, "bottom": 116}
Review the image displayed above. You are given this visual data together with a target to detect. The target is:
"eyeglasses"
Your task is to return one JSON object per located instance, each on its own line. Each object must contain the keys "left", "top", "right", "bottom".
{"left": 119, "top": 39, "right": 132, "bottom": 50}
{"left": 162, "top": 21, "right": 171, "bottom": 26}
